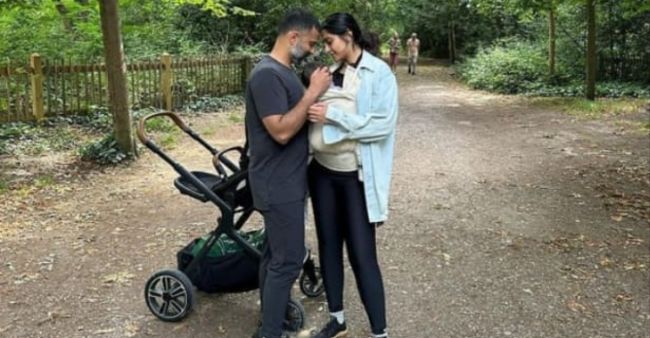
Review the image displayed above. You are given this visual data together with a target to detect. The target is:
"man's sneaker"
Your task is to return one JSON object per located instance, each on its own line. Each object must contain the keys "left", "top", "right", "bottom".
{"left": 312, "top": 317, "right": 347, "bottom": 338}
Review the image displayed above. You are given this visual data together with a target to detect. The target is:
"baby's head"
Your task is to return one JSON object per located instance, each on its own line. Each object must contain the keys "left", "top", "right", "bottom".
{"left": 297, "top": 52, "right": 327, "bottom": 87}
{"left": 300, "top": 61, "right": 326, "bottom": 87}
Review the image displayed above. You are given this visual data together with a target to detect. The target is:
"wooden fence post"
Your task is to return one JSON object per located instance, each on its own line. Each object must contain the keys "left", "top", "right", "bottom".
{"left": 240, "top": 57, "right": 251, "bottom": 91}
{"left": 161, "top": 53, "right": 173, "bottom": 111}
{"left": 30, "top": 53, "right": 45, "bottom": 121}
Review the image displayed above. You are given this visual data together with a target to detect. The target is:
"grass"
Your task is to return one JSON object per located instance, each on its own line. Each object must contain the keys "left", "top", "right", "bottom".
{"left": 640, "top": 121, "right": 650, "bottom": 132}
{"left": 34, "top": 175, "right": 56, "bottom": 189}
{"left": 145, "top": 116, "right": 176, "bottom": 133}
{"left": 227, "top": 111, "right": 244, "bottom": 124}
{"left": 531, "top": 97, "right": 649, "bottom": 119}
{"left": 157, "top": 133, "right": 179, "bottom": 149}
{"left": 147, "top": 119, "right": 179, "bottom": 148}
{"left": 0, "top": 179, "right": 8, "bottom": 194}
{"left": 614, "top": 120, "right": 650, "bottom": 133}
{"left": 199, "top": 125, "right": 217, "bottom": 137}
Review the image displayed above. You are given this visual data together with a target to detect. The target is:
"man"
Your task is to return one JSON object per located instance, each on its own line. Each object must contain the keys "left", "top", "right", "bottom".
{"left": 406, "top": 32, "right": 420, "bottom": 75}
{"left": 244, "top": 9, "right": 331, "bottom": 338}
{"left": 388, "top": 32, "right": 400, "bottom": 73}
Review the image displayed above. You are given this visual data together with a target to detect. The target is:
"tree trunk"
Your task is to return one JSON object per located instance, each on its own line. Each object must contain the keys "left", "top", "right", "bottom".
{"left": 448, "top": 20, "right": 457, "bottom": 64}
{"left": 452, "top": 21, "right": 457, "bottom": 63}
{"left": 620, "top": 26, "right": 627, "bottom": 80}
{"left": 99, "top": 0, "right": 135, "bottom": 155}
{"left": 548, "top": 6, "right": 556, "bottom": 76}
{"left": 585, "top": 0, "right": 597, "bottom": 100}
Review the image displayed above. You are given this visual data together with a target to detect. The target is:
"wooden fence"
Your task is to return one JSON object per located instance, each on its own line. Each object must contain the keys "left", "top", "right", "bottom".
{"left": 0, "top": 53, "right": 252, "bottom": 123}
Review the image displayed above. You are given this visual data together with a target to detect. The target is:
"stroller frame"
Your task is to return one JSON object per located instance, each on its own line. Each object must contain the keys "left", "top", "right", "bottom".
{"left": 137, "top": 112, "right": 323, "bottom": 326}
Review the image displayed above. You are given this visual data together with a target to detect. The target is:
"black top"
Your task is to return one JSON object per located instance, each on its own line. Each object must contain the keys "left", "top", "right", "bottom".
{"left": 244, "top": 56, "right": 309, "bottom": 210}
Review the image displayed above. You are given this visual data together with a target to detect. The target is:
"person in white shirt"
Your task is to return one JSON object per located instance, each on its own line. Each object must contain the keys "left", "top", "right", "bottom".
{"left": 406, "top": 32, "right": 420, "bottom": 75}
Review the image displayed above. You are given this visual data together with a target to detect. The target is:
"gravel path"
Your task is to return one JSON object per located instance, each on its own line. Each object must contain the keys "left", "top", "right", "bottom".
{"left": 1, "top": 63, "right": 648, "bottom": 338}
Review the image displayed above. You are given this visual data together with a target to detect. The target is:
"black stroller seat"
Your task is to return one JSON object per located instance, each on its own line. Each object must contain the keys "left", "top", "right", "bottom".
{"left": 174, "top": 169, "right": 252, "bottom": 209}
{"left": 174, "top": 171, "right": 223, "bottom": 202}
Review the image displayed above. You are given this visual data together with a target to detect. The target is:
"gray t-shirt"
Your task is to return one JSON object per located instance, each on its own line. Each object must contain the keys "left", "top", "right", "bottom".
{"left": 244, "top": 56, "right": 308, "bottom": 210}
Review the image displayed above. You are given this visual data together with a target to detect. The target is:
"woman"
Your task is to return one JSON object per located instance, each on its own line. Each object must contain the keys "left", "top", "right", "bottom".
{"left": 307, "top": 13, "right": 399, "bottom": 338}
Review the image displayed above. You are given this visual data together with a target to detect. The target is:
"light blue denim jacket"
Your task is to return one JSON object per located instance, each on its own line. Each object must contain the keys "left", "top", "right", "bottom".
{"left": 322, "top": 51, "right": 399, "bottom": 223}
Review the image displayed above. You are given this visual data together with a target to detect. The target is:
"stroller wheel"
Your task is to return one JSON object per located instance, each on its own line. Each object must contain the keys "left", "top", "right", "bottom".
{"left": 144, "top": 269, "right": 194, "bottom": 322}
{"left": 299, "top": 266, "right": 324, "bottom": 298}
{"left": 282, "top": 298, "right": 305, "bottom": 332}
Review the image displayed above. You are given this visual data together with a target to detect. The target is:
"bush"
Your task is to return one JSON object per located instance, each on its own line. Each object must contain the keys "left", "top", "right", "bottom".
{"left": 460, "top": 39, "right": 550, "bottom": 94}
{"left": 79, "top": 134, "right": 130, "bottom": 165}
{"left": 460, "top": 39, "right": 650, "bottom": 98}
{"left": 0, "top": 122, "right": 37, "bottom": 140}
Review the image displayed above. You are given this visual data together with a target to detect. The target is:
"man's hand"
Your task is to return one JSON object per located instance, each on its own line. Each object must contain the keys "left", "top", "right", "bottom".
{"left": 308, "top": 102, "right": 328, "bottom": 123}
{"left": 306, "top": 67, "right": 331, "bottom": 99}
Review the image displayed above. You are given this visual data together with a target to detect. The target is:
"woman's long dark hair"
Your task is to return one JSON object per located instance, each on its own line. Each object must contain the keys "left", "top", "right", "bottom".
{"left": 321, "top": 13, "right": 379, "bottom": 56}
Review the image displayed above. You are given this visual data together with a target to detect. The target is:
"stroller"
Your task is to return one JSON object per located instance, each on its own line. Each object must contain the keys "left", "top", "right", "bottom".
{"left": 137, "top": 112, "right": 324, "bottom": 329}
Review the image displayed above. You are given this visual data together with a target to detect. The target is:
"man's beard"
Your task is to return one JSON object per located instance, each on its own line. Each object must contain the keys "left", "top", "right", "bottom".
{"left": 291, "top": 43, "right": 308, "bottom": 63}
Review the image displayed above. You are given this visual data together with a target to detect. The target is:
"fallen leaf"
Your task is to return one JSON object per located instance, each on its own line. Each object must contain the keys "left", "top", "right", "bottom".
{"left": 611, "top": 215, "right": 623, "bottom": 222}
{"left": 92, "top": 328, "right": 115, "bottom": 334}
{"left": 600, "top": 257, "right": 614, "bottom": 268}
{"left": 567, "top": 299, "right": 587, "bottom": 313}
{"left": 103, "top": 271, "right": 135, "bottom": 285}
{"left": 614, "top": 294, "right": 633, "bottom": 302}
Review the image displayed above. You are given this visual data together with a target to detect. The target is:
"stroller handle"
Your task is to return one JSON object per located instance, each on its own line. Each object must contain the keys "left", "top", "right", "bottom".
{"left": 137, "top": 111, "right": 190, "bottom": 145}
{"left": 213, "top": 146, "right": 245, "bottom": 173}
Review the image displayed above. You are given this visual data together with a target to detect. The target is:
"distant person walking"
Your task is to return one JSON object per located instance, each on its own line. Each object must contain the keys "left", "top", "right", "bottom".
{"left": 406, "top": 32, "right": 420, "bottom": 75}
{"left": 388, "top": 32, "right": 400, "bottom": 73}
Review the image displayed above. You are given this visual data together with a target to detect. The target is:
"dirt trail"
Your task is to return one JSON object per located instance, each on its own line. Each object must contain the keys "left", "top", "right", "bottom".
{"left": 1, "top": 64, "right": 648, "bottom": 338}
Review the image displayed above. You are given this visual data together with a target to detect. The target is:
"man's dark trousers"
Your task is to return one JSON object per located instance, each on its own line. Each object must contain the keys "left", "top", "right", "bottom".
{"left": 258, "top": 199, "right": 306, "bottom": 338}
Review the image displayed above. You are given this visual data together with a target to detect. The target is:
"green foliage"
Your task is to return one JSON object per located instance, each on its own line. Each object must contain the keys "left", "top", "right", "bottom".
{"left": 0, "top": 122, "right": 37, "bottom": 140}
{"left": 0, "top": 178, "right": 7, "bottom": 194}
{"left": 0, "top": 122, "right": 79, "bottom": 156}
{"left": 65, "top": 106, "right": 179, "bottom": 134}
{"left": 182, "top": 95, "right": 244, "bottom": 113}
{"left": 232, "top": 43, "right": 266, "bottom": 57}
{"left": 527, "top": 82, "right": 650, "bottom": 98}
{"left": 79, "top": 134, "right": 130, "bottom": 165}
{"left": 0, "top": 0, "right": 249, "bottom": 60}
{"left": 69, "top": 106, "right": 114, "bottom": 132}
{"left": 460, "top": 39, "right": 550, "bottom": 94}
{"left": 460, "top": 37, "right": 650, "bottom": 97}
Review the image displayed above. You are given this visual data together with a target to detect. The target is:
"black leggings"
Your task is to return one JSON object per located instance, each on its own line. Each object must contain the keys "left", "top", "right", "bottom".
{"left": 308, "top": 161, "right": 386, "bottom": 335}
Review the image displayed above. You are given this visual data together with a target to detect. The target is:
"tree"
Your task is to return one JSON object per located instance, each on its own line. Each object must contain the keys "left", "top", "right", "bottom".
{"left": 585, "top": 0, "right": 596, "bottom": 100}
{"left": 98, "top": 0, "right": 134, "bottom": 154}
{"left": 96, "top": 0, "right": 241, "bottom": 155}
{"left": 547, "top": 3, "right": 556, "bottom": 76}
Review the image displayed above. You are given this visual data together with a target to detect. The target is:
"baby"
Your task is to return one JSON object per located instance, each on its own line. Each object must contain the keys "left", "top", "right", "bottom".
{"left": 301, "top": 62, "right": 358, "bottom": 164}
